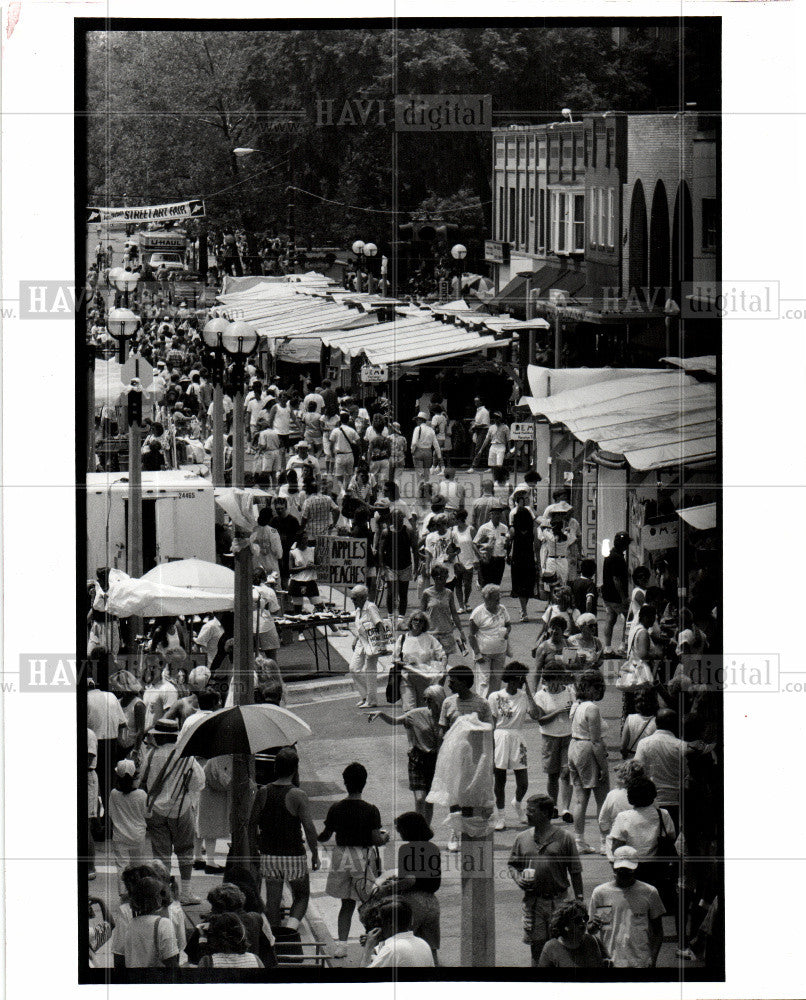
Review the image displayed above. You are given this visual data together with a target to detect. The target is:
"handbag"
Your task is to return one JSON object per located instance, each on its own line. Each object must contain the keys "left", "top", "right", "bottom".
{"left": 385, "top": 662, "right": 403, "bottom": 704}
{"left": 339, "top": 425, "right": 361, "bottom": 463}
{"left": 351, "top": 846, "right": 381, "bottom": 904}
{"left": 615, "top": 660, "right": 654, "bottom": 689}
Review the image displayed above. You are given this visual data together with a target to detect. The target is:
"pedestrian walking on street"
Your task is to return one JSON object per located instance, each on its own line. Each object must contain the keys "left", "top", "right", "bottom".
{"left": 602, "top": 531, "right": 631, "bottom": 655}
{"left": 421, "top": 565, "right": 467, "bottom": 663}
{"left": 318, "top": 762, "right": 389, "bottom": 958}
{"left": 392, "top": 612, "right": 447, "bottom": 709}
{"left": 507, "top": 793, "right": 584, "bottom": 966}
{"left": 249, "top": 747, "right": 320, "bottom": 933}
{"left": 410, "top": 411, "right": 441, "bottom": 497}
{"left": 349, "top": 584, "right": 385, "bottom": 709}
{"left": 473, "top": 504, "right": 510, "bottom": 587}
{"left": 537, "top": 901, "right": 608, "bottom": 968}
{"left": 533, "top": 668, "right": 575, "bottom": 823}
{"left": 568, "top": 670, "right": 611, "bottom": 855}
{"left": 138, "top": 719, "right": 205, "bottom": 905}
{"left": 108, "top": 759, "right": 150, "bottom": 893}
{"left": 488, "top": 662, "right": 541, "bottom": 829}
{"left": 467, "top": 583, "right": 511, "bottom": 697}
{"left": 369, "top": 684, "right": 445, "bottom": 822}
{"left": 449, "top": 507, "right": 477, "bottom": 612}
{"left": 394, "top": 811, "right": 442, "bottom": 961}
{"left": 509, "top": 489, "right": 538, "bottom": 621}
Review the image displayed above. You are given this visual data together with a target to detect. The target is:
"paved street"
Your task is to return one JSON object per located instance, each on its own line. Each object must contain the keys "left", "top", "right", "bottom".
{"left": 285, "top": 581, "right": 689, "bottom": 969}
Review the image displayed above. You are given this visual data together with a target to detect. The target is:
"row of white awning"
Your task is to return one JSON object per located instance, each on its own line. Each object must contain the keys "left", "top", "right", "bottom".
{"left": 521, "top": 366, "right": 717, "bottom": 472}
{"left": 214, "top": 284, "right": 525, "bottom": 366}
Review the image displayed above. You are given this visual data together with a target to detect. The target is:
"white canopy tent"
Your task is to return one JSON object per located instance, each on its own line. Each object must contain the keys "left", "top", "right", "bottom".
{"left": 677, "top": 502, "right": 717, "bottom": 531}
{"left": 106, "top": 564, "right": 235, "bottom": 617}
{"left": 520, "top": 364, "right": 717, "bottom": 471}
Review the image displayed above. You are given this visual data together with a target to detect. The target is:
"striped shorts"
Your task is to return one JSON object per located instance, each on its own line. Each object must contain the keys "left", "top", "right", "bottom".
{"left": 261, "top": 853, "right": 308, "bottom": 881}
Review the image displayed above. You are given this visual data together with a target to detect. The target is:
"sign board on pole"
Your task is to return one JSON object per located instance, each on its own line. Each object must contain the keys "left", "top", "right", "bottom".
{"left": 328, "top": 536, "right": 367, "bottom": 587}
{"left": 120, "top": 355, "right": 154, "bottom": 390}
{"left": 509, "top": 421, "right": 534, "bottom": 441}
{"left": 360, "top": 363, "right": 389, "bottom": 384}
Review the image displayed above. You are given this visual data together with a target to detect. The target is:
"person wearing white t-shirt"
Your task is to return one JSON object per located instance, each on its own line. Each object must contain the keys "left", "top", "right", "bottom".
{"left": 488, "top": 663, "right": 540, "bottom": 829}
{"left": 410, "top": 413, "right": 441, "bottom": 489}
{"left": 467, "top": 583, "right": 511, "bottom": 697}
{"left": 361, "top": 899, "right": 435, "bottom": 968}
{"left": 303, "top": 390, "right": 325, "bottom": 414}
{"left": 195, "top": 615, "right": 225, "bottom": 667}
{"left": 533, "top": 668, "right": 575, "bottom": 823}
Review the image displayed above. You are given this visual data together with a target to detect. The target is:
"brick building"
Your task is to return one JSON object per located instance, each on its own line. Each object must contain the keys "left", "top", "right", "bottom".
{"left": 488, "top": 111, "right": 719, "bottom": 365}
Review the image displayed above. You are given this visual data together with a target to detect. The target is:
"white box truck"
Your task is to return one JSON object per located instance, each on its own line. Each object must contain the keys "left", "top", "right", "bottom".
{"left": 86, "top": 470, "right": 216, "bottom": 577}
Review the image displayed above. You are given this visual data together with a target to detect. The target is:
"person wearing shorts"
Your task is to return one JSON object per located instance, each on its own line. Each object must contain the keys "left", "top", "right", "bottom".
{"left": 568, "top": 670, "right": 610, "bottom": 855}
{"left": 533, "top": 668, "right": 575, "bottom": 823}
{"left": 508, "top": 794, "right": 583, "bottom": 965}
{"left": 488, "top": 663, "right": 540, "bottom": 830}
{"left": 249, "top": 747, "right": 320, "bottom": 931}
{"left": 257, "top": 426, "right": 282, "bottom": 485}
{"left": 288, "top": 533, "right": 319, "bottom": 611}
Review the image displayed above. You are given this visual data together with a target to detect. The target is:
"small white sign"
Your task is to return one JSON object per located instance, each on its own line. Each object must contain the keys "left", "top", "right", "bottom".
{"left": 360, "top": 363, "right": 389, "bottom": 383}
{"left": 510, "top": 421, "right": 534, "bottom": 441}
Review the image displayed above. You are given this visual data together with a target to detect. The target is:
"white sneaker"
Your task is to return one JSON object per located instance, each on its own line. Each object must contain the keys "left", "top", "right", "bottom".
{"left": 447, "top": 835, "right": 460, "bottom": 852}
{"left": 511, "top": 798, "right": 525, "bottom": 824}
{"left": 333, "top": 942, "right": 348, "bottom": 959}
{"left": 494, "top": 810, "right": 506, "bottom": 831}
{"left": 575, "top": 838, "right": 596, "bottom": 855}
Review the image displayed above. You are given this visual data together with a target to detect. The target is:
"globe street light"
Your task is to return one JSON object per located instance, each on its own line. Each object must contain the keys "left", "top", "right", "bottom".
{"left": 450, "top": 244, "right": 468, "bottom": 299}
{"left": 107, "top": 306, "right": 140, "bottom": 363}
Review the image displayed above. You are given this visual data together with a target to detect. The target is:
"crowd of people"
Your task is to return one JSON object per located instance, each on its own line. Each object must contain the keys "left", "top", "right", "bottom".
{"left": 86, "top": 279, "right": 721, "bottom": 972}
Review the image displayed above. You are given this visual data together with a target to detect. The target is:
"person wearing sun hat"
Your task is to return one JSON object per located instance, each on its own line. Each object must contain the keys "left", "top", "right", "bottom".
{"left": 589, "top": 845, "right": 665, "bottom": 968}
{"left": 568, "top": 612, "right": 604, "bottom": 669}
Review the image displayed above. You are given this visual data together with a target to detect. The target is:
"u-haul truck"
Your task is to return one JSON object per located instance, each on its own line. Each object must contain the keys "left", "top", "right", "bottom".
{"left": 86, "top": 470, "right": 215, "bottom": 577}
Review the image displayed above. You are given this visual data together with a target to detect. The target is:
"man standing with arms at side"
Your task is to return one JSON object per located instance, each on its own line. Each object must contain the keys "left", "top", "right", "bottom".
{"left": 508, "top": 793, "right": 583, "bottom": 966}
{"left": 602, "top": 531, "right": 631, "bottom": 656}
{"left": 589, "top": 845, "right": 665, "bottom": 968}
{"left": 468, "top": 396, "right": 490, "bottom": 465}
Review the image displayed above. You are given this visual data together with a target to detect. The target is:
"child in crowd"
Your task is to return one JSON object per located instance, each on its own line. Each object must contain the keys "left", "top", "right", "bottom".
{"left": 108, "top": 759, "right": 150, "bottom": 894}
{"left": 318, "top": 762, "right": 388, "bottom": 958}
{"left": 197, "top": 913, "right": 264, "bottom": 968}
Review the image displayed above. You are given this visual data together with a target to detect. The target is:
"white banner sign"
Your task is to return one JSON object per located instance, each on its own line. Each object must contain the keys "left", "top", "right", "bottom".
{"left": 87, "top": 199, "right": 205, "bottom": 225}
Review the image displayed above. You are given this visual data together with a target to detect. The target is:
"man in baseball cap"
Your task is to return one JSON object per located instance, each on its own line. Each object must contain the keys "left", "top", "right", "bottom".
{"left": 589, "top": 844, "right": 665, "bottom": 968}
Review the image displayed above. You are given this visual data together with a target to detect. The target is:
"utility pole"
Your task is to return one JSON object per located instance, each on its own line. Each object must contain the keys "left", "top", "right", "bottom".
{"left": 127, "top": 386, "right": 144, "bottom": 579}
{"left": 458, "top": 727, "right": 496, "bottom": 967}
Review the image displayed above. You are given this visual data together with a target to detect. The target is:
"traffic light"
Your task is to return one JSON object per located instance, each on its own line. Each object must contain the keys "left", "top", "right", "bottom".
{"left": 127, "top": 387, "right": 143, "bottom": 426}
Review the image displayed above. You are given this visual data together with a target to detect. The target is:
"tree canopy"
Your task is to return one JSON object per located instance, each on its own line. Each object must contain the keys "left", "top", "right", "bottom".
{"left": 85, "top": 23, "right": 720, "bottom": 243}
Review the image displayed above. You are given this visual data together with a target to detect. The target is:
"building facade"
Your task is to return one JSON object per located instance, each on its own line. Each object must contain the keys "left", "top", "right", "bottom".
{"left": 488, "top": 112, "right": 719, "bottom": 363}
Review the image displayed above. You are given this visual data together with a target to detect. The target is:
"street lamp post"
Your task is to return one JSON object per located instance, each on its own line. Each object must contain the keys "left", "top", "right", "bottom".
{"left": 451, "top": 243, "right": 467, "bottom": 300}
{"left": 218, "top": 319, "right": 260, "bottom": 864}
{"left": 351, "top": 240, "right": 366, "bottom": 293}
{"left": 664, "top": 297, "right": 681, "bottom": 359}
{"left": 202, "top": 316, "right": 231, "bottom": 488}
